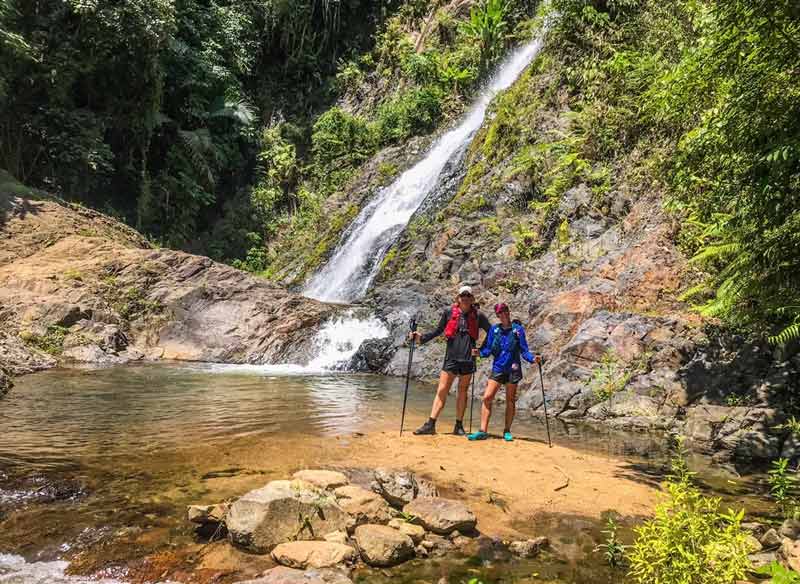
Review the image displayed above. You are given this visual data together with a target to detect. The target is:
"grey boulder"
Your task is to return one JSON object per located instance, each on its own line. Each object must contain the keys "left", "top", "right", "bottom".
{"left": 403, "top": 497, "right": 476, "bottom": 535}
{"left": 227, "top": 480, "right": 350, "bottom": 553}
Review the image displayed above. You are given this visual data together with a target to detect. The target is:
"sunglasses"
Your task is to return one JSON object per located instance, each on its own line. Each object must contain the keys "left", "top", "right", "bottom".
{"left": 459, "top": 292, "right": 473, "bottom": 298}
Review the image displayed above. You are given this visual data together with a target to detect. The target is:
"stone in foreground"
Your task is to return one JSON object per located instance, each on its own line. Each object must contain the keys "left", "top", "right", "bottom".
{"left": 781, "top": 538, "right": 800, "bottom": 573}
{"left": 233, "top": 566, "right": 352, "bottom": 584}
{"left": 293, "top": 470, "right": 349, "bottom": 490}
{"left": 403, "top": 497, "right": 476, "bottom": 535}
{"left": 334, "top": 485, "right": 393, "bottom": 526}
{"left": 509, "top": 537, "right": 549, "bottom": 558}
{"left": 227, "top": 480, "right": 350, "bottom": 553}
{"left": 372, "top": 469, "right": 437, "bottom": 508}
{"left": 271, "top": 541, "right": 356, "bottom": 569}
{"left": 387, "top": 518, "right": 425, "bottom": 544}
{"left": 354, "top": 524, "right": 415, "bottom": 567}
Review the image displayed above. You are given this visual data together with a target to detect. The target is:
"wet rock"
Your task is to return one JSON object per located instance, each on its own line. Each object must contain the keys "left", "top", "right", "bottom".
{"left": 188, "top": 503, "right": 229, "bottom": 525}
{"left": 333, "top": 485, "right": 393, "bottom": 526}
{"left": 420, "top": 533, "right": 455, "bottom": 557}
{"left": 293, "top": 470, "right": 349, "bottom": 491}
{"left": 353, "top": 524, "right": 414, "bottom": 567}
{"left": 781, "top": 538, "right": 800, "bottom": 572}
{"left": 403, "top": 497, "right": 476, "bottom": 535}
{"left": 271, "top": 541, "right": 356, "bottom": 569}
{"left": 509, "top": 537, "right": 549, "bottom": 558}
{"left": 388, "top": 518, "right": 425, "bottom": 544}
{"left": 348, "top": 338, "right": 395, "bottom": 373}
{"left": 781, "top": 519, "right": 800, "bottom": 540}
{"left": 227, "top": 480, "right": 350, "bottom": 553}
{"left": 761, "top": 528, "right": 782, "bottom": 549}
{"left": 234, "top": 566, "right": 353, "bottom": 584}
{"left": 372, "top": 469, "right": 438, "bottom": 508}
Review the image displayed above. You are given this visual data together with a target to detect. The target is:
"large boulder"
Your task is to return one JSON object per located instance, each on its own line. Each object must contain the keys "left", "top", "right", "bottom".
{"left": 227, "top": 480, "right": 350, "bottom": 553}
{"left": 781, "top": 538, "right": 800, "bottom": 572}
{"left": 334, "top": 485, "right": 393, "bottom": 526}
{"left": 233, "top": 566, "right": 353, "bottom": 584}
{"left": 403, "top": 497, "right": 476, "bottom": 535}
{"left": 271, "top": 541, "right": 356, "bottom": 569}
{"left": 353, "top": 525, "right": 415, "bottom": 567}
{"left": 293, "top": 470, "right": 349, "bottom": 491}
{"left": 371, "top": 469, "right": 438, "bottom": 508}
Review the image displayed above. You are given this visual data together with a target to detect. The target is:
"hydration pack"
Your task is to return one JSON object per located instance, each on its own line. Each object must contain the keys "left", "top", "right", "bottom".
{"left": 444, "top": 304, "right": 479, "bottom": 340}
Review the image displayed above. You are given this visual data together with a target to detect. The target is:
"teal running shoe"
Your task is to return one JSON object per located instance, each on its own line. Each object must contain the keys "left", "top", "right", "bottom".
{"left": 467, "top": 431, "right": 489, "bottom": 441}
{"left": 503, "top": 431, "right": 513, "bottom": 442}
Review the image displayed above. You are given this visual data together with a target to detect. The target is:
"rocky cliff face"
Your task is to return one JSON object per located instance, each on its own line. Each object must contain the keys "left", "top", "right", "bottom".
{"left": 0, "top": 196, "right": 339, "bottom": 376}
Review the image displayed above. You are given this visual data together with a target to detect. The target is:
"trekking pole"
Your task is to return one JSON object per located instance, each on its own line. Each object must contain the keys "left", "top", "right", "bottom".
{"left": 469, "top": 357, "right": 476, "bottom": 433}
{"left": 400, "top": 317, "right": 417, "bottom": 437}
{"left": 537, "top": 359, "right": 552, "bottom": 448}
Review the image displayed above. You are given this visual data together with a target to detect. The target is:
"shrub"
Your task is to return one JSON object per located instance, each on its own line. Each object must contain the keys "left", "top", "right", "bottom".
{"left": 768, "top": 457, "right": 799, "bottom": 520}
{"left": 311, "top": 107, "right": 377, "bottom": 170}
{"left": 627, "top": 439, "right": 751, "bottom": 584}
{"left": 374, "top": 87, "right": 444, "bottom": 145}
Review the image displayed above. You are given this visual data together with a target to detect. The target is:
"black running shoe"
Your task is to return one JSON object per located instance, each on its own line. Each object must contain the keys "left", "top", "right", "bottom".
{"left": 453, "top": 421, "right": 466, "bottom": 436}
{"left": 413, "top": 419, "right": 436, "bottom": 435}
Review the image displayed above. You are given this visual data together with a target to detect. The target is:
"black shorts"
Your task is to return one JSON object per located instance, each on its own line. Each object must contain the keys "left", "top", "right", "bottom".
{"left": 442, "top": 360, "right": 476, "bottom": 375}
{"left": 490, "top": 370, "right": 523, "bottom": 385}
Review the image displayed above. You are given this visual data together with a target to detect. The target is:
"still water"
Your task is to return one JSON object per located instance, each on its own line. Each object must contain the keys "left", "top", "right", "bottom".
{"left": 0, "top": 363, "right": 690, "bottom": 584}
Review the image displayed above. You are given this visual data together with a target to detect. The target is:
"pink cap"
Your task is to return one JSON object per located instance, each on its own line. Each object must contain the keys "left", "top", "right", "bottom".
{"left": 494, "top": 303, "right": 509, "bottom": 315}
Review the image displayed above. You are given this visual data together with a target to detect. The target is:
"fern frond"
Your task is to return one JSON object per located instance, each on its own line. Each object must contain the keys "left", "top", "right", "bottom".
{"left": 770, "top": 322, "right": 800, "bottom": 346}
{"left": 688, "top": 242, "right": 741, "bottom": 265}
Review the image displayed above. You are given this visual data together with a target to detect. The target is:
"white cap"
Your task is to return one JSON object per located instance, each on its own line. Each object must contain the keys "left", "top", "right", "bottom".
{"left": 458, "top": 285, "right": 473, "bottom": 296}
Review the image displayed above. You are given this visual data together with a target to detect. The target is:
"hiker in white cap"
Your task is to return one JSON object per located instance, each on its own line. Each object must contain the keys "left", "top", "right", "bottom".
{"left": 408, "top": 285, "right": 490, "bottom": 435}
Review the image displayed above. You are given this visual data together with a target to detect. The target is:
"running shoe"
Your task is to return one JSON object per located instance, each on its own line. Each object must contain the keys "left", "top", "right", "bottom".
{"left": 467, "top": 431, "right": 489, "bottom": 441}
{"left": 503, "top": 431, "right": 514, "bottom": 442}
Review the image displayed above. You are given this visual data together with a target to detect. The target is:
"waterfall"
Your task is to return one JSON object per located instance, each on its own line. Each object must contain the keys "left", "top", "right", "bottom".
{"left": 304, "top": 34, "right": 546, "bottom": 303}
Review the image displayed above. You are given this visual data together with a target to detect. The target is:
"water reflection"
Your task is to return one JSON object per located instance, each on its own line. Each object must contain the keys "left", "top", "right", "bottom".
{"left": 0, "top": 364, "right": 433, "bottom": 470}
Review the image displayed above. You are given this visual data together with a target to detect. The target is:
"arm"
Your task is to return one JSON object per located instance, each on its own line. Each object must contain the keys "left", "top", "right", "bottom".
{"left": 480, "top": 325, "right": 495, "bottom": 358}
{"left": 518, "top": 326, "right": 536, "bottom": 363}
{"left": 420, "top": 310, "right": 448, "bottom": 345}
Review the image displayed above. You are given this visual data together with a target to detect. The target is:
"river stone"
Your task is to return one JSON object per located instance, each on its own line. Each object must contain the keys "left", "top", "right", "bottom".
{"left": 388, "top": 518, "right": 425, "bottom": 544}
{"left": 403, "top": 497, "right": 476, "bottom": 535}
{"left": 744, "top": 534, "right": 763, "bottom": 553}
{"left": 293, "top": 470, "right": 349, "bottom": 490}
{"left": 233, "top": 566, "right": 353, "bottom": 584}
{"left": 372, "top": 469, "right": 438, "bottom": 508}
{"left": 271, "top": 541, "right": 356, "bottom": 569}
{"left": 781, "top": 538, "right": 800, "bottom": 572}
{"left": 334, "top": 485, "right": 393, "bottom": 526}
{"left": 188, "top": 503, "right": 229, "bottom": 525}
{"left": 353, "top": 524, "right": 414, "bottom": 567}
{"left": 509, "top": 537, "right": 549, "bottom": 558}
{"left": 781, "top": 519, "right": 800, "bottom": 539}
{"left": 761, "top": 528, "right": 782, "bottom": 548}
{"left": 227, "top": 480, "right": 350, "bottom": 553}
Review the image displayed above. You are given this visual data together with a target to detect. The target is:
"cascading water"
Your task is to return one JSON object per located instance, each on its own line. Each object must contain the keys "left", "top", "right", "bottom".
{"left": 201, "top": 310, "right": 387, "bottom": 374}
{"left": 304, "top": 34, "right": 546, "bottom": 303}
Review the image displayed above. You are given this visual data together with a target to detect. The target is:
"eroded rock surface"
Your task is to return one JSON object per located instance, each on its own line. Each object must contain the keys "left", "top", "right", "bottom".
{"left": 234, "top": 566, "right": 353, "bottom": 584}
{"left": 271, "top": 541, "right": 356, "bottom": 569}
{"left": 403, "top": 497, "right": 476, "bottom": 535}
{"left": 353, "top": 524, "right": 414, "bottom": 567}
{"left": 226, "top": 480, "right": 350, "bottom": 553}
{"left": 293, "top": 470, "right": 349, "bottom": 491}
{"left": 0, "top": 196, "right": 339, "bottom": 376}
{"left": 334, "top": 485, "right": 393, "bottom": 526}
{"left": 372, "top": 469, "right": 438, "bottom": 508}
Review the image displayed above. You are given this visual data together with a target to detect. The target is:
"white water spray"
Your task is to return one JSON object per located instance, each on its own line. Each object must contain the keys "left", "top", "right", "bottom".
{"left": 198, "top": 311, "right": 387, "bottom": 375}
{"left": 304, "top": 35, "right": 546, "bottom": 303}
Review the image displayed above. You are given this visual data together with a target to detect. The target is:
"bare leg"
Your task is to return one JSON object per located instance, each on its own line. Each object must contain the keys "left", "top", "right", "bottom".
{"left": 505, "top": 384, "right": 518, "bottom": 431}
{"left": 455, "top": 373, "right": 472, "bottom": 422}
{"left": 430, "top": 370, "right": 457, "bottom": 420}
{"left": 480, "top": 379, "right": 502, "bottom": 432}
